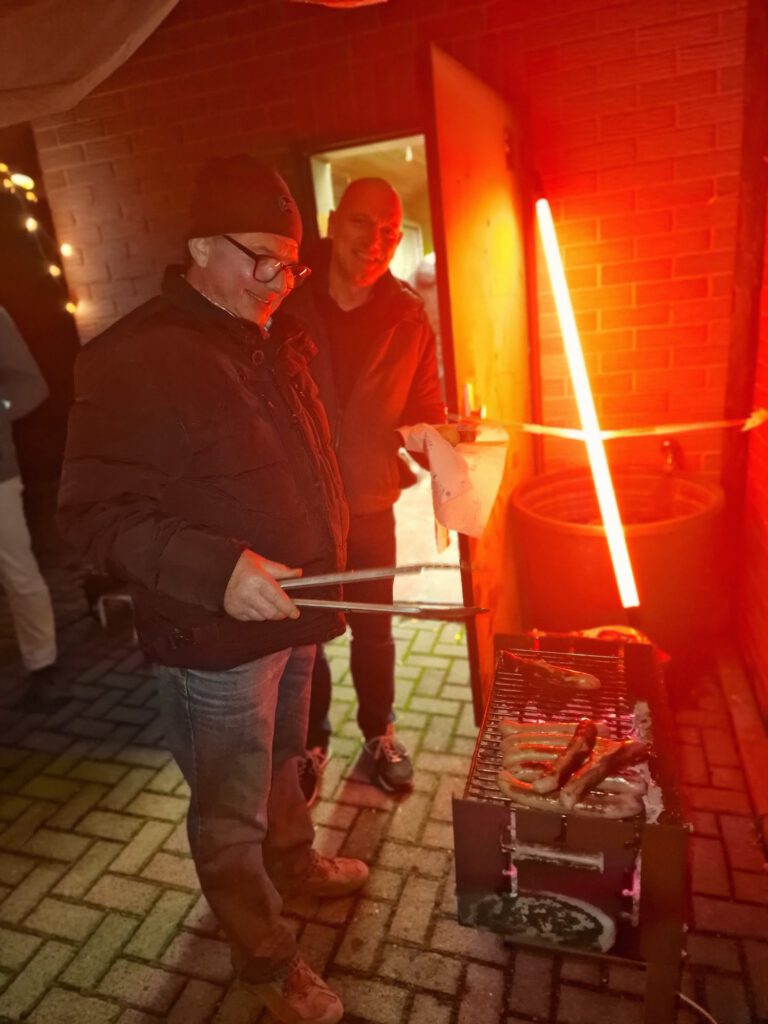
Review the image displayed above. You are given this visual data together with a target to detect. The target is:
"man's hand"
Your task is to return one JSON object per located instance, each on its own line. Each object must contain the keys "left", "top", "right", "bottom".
{"left": 432, "top": 423, "right": 477, "bottom": 447}
{"left": 223, "top": 550, "right": 302, "bottom": 622}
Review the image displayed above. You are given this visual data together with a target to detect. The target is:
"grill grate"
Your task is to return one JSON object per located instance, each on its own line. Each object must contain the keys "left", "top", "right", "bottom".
{"left": 466, "top": 644, "right": 636, "bottom": 804}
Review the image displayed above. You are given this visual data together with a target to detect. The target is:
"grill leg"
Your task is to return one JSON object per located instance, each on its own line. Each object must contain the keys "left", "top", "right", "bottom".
{"left": 637, "top": 822, "right": 687, "bottom": 1024}
{"left": 643, "top": 954, "right": 680, "bottom": 1024}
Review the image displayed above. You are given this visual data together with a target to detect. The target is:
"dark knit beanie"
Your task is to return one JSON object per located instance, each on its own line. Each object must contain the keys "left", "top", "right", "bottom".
{"left": 187, "top": 155, "right": 302, "bottom": 243}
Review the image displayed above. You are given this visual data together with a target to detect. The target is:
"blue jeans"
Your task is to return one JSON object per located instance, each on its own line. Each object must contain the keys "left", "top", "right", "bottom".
{"left": 157, "top": 645, "right": 316, "bottom": 980}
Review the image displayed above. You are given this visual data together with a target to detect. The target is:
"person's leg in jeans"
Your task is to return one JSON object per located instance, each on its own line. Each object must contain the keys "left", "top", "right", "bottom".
{"left": 157, "top": 647, "right": 314, "bottom": 979}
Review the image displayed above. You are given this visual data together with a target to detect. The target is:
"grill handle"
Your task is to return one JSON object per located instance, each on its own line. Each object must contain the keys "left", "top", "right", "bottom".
{"left": 500, "top": 812, "right": 605, "bottom": 876}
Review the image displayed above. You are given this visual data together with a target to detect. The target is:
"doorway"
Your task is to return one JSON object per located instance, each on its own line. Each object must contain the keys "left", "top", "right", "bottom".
{"left": 308, "top": 134, "right": 461, "bottom": 603}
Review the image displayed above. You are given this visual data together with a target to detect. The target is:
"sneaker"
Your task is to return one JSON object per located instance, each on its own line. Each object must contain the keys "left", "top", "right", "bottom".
{"left": 244, "top": 955, "right": 343, "bottom": 1024}
{"left": 363, "top": 725, "right": 414, "bottom": 792}
{"left": 288, "top": 849, "right": 368, "bottom": 899}
{"left": 299, "top": 747, "right": 330, "bottom": 807}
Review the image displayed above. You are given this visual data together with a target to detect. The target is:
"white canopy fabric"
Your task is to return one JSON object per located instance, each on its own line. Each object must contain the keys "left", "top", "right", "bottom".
{"left": 0, "top": 0, "right": 179, "bottom": 128}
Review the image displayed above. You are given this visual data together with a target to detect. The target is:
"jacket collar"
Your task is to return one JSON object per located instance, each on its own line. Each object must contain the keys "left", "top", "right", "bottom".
{"left": 161, "top": 266, "right": 316, "bottom": 363}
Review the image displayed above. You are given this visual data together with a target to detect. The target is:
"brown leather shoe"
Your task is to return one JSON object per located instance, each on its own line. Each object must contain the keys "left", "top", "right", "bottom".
{"left": 288, "top": 850, "right": 368, "bottom": 899}
{"left": 244, "top": 956, "right": 342, "bottom": 1024}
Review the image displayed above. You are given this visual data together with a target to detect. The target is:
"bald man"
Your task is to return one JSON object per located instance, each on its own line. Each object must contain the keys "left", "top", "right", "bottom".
{"left": 287, "top": 178, "right": 445, "bottom": 799}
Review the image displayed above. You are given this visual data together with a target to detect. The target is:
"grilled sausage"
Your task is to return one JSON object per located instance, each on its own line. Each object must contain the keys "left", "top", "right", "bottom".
{"left": 531, "top": 719, "right": 598, "bottom": 794}
{"left": 508, "top": 765, "right": 647, "bottom": 796}
{"left": 560, "top": 740, "right": 650, "bottom": 810}
{"left": 500, "top": 652, "right": 601, "bottom": 690}
{"left": 498, "top": 770, "right": 643, "bottom": 818}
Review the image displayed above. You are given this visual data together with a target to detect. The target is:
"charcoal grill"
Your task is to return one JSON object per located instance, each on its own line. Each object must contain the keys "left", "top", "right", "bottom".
{"left": 453, "top": 633, "right": 688, "bottom": 1024}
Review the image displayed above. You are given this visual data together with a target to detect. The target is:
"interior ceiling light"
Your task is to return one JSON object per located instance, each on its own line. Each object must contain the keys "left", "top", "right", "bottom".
{"left": 11, "top": 172, "right": 35, "bottom": 191}
{"left": 535, "top": 198, "right": 640, "bottom": 610}
{"left": 60, "top": 242, "right": 73, "bottom": 257}
{"left": 24, "top": 216, "right": 38, "bottom": 232}
{"left": 65, "top": 301, "right": 78, "bottom": 314}
{"left": 48, "top": 264, "right": 62, "bottom": 277}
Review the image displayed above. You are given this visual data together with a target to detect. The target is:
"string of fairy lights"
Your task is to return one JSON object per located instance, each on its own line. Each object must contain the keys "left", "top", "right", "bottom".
{"left": 0, "top": 161, "right": 78, "bottom": 315}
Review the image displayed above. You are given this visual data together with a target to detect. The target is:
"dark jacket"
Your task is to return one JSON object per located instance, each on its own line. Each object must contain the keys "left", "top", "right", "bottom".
{"left": 286, "top": 241, "right": 445, "bottom": 516}
{"left": 58, "top": 270, "right": 348, "bottom": 670}
{"left": 0, "top": 307, "right": 49, "bottom": 484}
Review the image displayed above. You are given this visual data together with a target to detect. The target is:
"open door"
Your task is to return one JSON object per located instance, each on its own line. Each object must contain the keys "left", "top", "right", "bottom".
{"left": 425, "top": 44, "right": 538, "bottom": 720}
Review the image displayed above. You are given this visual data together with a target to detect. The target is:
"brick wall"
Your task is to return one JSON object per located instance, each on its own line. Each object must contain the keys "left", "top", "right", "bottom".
{"left": 32, "top": 0, "right": 748, "bottom": 478}
{"left": 30, "top": 0, "right": 768, "bottom": 686}
{"left": 740, "top": 211, "right": 768, "bottom": 711}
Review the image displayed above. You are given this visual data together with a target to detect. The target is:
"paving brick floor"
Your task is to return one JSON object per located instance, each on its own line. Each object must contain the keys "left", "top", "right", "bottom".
{"left": 1, "top": 568, "right": 768, "bottom": 1024}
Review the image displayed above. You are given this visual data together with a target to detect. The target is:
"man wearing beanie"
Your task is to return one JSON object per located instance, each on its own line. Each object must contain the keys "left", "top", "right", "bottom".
{"left": 58, "top": 156, "right": 364, "bottom": 1024}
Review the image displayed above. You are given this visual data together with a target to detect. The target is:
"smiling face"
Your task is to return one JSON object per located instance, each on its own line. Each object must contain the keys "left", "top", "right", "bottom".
{"left": 186, "top": 231, "right": 299, "bottom": 328}
{"left": 328, "top": 179, "right": 403, "bottom": 291}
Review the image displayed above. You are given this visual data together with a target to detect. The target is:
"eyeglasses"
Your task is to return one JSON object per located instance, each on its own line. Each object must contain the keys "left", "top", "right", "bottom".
{"left": 222, "top": 235, "right": 311, "bottom": 289}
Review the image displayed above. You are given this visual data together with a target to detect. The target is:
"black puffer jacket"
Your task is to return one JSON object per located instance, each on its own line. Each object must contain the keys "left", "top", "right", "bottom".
{"left": 58, "top": 270, "right": 348, "bottom": 669}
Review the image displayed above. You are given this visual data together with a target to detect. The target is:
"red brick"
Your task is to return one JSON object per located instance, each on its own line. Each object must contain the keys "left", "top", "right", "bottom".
{"left": 637, "top": 125, "right": 717, "bottom": 160}
{"left": 682, "top": 785, "right": 751, "bottom": 815}
{"left": 601, "top": 105, "right": 675, "bottom": 139}
{"left": 671, "top": 297, "right": 732, "bottom": 324}
{"left": 636, "top": 324, "right": 708, "bottom": 348}
{"left": 563, "top": 191, "right": 635, "bottom": 219}
{"left": 687, "top": 810, "right": 720, "bottom": 837}
{"left": 674, "top": 250, "right": 735, "bottom": 275}
{"left": 675, "top": 194, "right": 738, "bottom": 229}
{"left": 675, "top": 149, "right": 741, "bottom": 179}
{"left": 686, "top": 933, "right": 741, "bottom": 971}
{"left": 639, "top": 70, "right": 718, "bottom": 107}
{"left": 636, "top": 228, "right": 711, "bottom": 257}
{"left": 635, "top": 367, "right": 707, "bottom": 393}
{"left": 704, "top": 976, "right": 753, "bottom": 1024}
{"left": 733, "top": 870, "right": 768, "bottom": 905}
{"left": 564, "top": 239, "right": 635, "bottom": 268}
{"left": 508, "top": 949, "right": 552, "bottom": 1018}
{"left": 637, "top": 14, "right": 720, "bottom": 54}
{"left": 678, "top": 37, "right": 746, "bottom": 74}
{"left": 601, "top": 209, "right": 672, "bottom": 239}
{"left": 744, "top": 941, "right": 768, "bottom": 1021}
{"left": 636, "top": 277, "right": 708, "bottom": 304}
{"left": 678, "top": 93, "right": 743, "bottom": 128}
{"left": 690, "top": 836, "right": 730, "bottom": 896}
{"left": 721, "top": 816, "right": 767, "bottom": 873}
{"left": 570, "top": 284, "right": 633, "bottom": 311}
{"left": 601, "top": 391, "right": 668, "bottom": 416}
{"left": 637, "top": 179, "right": 716, "bottom": 210}
{"left": 719, "top": 64, "right": 744, "bottom": 94}
{"left": 603, "top": 258, "right": 672, "bottom": 284}
{"left": 710, "top": 767, "right": 745, "bottom": 790}
{"left": 601, "top": 304, "right": 670, "bottom": 329}
{"left": 601, "top": 347, "right": 669, "bottom": 373}
{"left": 598, "top": 50, "right": 676, "bottom": 87}
{"left": 599, "top": 159, "right": 673, "bottom": 190}
{"left": 694, "top": 896, "right": 768, "bottom": 938}
{"left": 678, "top": 744, "right": 709, "bottom": 785}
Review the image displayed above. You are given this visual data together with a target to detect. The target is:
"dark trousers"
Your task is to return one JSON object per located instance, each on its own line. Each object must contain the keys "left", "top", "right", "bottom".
{"left": 307, "top": 507, "right": 396, "bottom": 748}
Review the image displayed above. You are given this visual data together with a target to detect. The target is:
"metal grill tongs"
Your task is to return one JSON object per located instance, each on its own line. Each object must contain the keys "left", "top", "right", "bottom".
{"left": 281, "top": 564, "right": 487, "bottom": 621}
